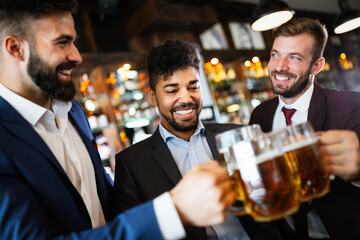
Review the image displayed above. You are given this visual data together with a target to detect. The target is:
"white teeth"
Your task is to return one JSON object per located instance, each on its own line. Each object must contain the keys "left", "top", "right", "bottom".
{"left": 275, "top": 75, "right": 289, "bottom": 81}
{"left": 59, "top": 69, "right": 72, "bottom": 75}
{"left": 176, "top": 109, "right": 193, "bottom": 115}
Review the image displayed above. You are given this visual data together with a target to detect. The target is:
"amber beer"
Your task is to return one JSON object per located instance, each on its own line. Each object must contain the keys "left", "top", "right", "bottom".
{"left": 283, "top": 138, "right": 330, "bottom": 202}
{"left": 219, "top": 152, "right": 248, "bottom": 215}
{"left": 234, "top": 144, "right": 300, "bottom": 222}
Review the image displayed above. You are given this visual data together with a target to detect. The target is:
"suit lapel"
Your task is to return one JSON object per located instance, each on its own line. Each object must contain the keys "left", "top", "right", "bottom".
{"left": 150, "top": 128, "right": 183, "bottom": 186}
{"left": 263, "top": 98, "right": 279, "bottom": 132}
{"left": 204, "top": 124, "right": 221, "bottom": 162}
{"left": 308, "top": 84, "right": 327, "bottom": 132}
{"left": 68, "top": 101, "right": 109, "bottom": 218}
{"left": 149, "top": 127, "right": 208, "bottom": 239}
{"left": 0, "top": 97, "right": 70, "bottom": 180}
{"left": 0, "top": 97, "right": 100, "bottom": 225}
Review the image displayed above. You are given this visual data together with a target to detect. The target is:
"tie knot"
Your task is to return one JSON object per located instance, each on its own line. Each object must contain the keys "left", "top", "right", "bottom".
{"left": 282, "top": 107, "right": 296, "bottom": 126}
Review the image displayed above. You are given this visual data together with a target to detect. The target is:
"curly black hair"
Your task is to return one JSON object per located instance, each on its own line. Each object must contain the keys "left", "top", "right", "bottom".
{"left": 146, "top": 39, "right": 200, "bottom": 91}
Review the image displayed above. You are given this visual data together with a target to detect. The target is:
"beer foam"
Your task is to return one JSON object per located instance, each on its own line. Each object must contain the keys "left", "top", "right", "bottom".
{"left": 282, "top": 138, "right": 317, "bottom": 153}
{"left": 256, "top": 150, "right": 283, "bottom": 164}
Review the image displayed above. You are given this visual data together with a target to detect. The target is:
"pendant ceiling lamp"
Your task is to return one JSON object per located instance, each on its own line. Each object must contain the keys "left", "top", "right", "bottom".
{"left": 250, "top": 0, "right": 294, "bottom": 31}
{"left": 334, "top": 0, "right": 360, "bottom": 34}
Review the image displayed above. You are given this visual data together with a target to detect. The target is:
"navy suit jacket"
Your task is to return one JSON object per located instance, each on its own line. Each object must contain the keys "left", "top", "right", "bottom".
{"left": 249, "top": 84, "right": 360, "bottom": 239}
{"left": 0, "top": 96, "right": 162, "bottom": 239}
{"left": 114, "top": 122, "right": 284, "bottom": 240}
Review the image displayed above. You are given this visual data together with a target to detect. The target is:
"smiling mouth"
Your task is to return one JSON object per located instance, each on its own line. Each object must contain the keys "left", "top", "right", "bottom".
{"left": 272, "top": 71, "right": 297, "bottom": 82}
{"left": 175, "top": 108, "right": 194, "bottom": 115}
{"left": 274, "top": 75, "right": 290, "bottom": 81}
{"left": 58, "top": 69, "right": 73, "bottom": 76}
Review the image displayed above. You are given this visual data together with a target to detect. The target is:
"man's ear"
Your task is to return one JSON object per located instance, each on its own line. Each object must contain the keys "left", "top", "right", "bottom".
{"left": 311, "top": 57, "right": 325, "bottom": 76}
{"left": 4, "top": 36, "right": 26, "bottom": 61}
{"left": 149, "top": 89, "right": 158, "bottom": 106}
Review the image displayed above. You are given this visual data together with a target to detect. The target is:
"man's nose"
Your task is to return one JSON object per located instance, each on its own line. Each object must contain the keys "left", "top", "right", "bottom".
{"left": 178, "top": 89, "right": 192, "bottom": 103}
{"left": 275, "top": 57, "right": 289, "bottom": 72}
{"left": 68, "top": 43, "right": 83, "bottom": 65}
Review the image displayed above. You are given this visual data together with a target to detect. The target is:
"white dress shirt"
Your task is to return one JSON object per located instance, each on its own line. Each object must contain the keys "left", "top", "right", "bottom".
{"left": 0, "top": 83, "right": 185, "bottom": 239}
{"left": 272, "top": 82, "right": 313, "bottom": 131}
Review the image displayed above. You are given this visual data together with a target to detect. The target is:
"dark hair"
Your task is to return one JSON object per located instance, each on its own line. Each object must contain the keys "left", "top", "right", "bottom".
{"left": 0, "top": 0, "right": 78, "bottom": 43}
{"left": 272, "top": 17, "right": 328, "bottom": 64}
{"left": 146, "top": 39, "right": 200, "bottom": 91}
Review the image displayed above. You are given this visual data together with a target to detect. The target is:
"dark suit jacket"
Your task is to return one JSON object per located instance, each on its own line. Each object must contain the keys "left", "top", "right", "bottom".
{"left": 249, "top": 83, "right": 360, "bottom": 240}
{"left": 0, "top": 96, "right": 162, "bottom": 239}
{"left": 114, "top": 122, "right": 284, "bottom": 240}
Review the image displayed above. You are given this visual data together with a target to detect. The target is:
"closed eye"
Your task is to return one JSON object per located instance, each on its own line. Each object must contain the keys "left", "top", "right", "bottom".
{"left": 189, "top": 87, "right": 199, "bottom": 91}
{"left": 166, "top": 89, "right": 177, "bottom": 94}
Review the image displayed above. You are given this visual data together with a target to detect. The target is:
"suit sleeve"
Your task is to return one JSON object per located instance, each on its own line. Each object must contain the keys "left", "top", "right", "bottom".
{"left": 0, "top": 150, "right": 162, "bottom": 240}
{"left": 344, "top": 94, "right": 360, "bottom": 139}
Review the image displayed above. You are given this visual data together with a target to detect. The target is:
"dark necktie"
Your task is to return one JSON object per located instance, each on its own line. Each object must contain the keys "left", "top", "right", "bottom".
{"left": 282, "top": 107, "right": 309, "bottom": 240}
{"left": 282, "top": 107, "right": 296, "bottom": 126}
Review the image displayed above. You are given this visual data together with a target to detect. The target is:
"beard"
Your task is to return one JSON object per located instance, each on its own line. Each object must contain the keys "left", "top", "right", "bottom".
{"left": 27, "top": 47, "right": 77, "bottom": 102}
{"left": 160, "top": 101, "right": 200, "bottom": 132}
{"left": 270, "top": 68, "right": 312, "bottom": 98}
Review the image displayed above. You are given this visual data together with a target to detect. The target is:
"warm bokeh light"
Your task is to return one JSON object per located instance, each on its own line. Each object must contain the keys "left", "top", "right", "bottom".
{"left": 117, "top": 67, "right": 125, "bottom": 74}
{"left": 322, "top": 62, "right": 331, "bottom": 71}
{"left": 252, "top": 56, "right": 260, "bottom": 63}
{"left": 113, "top": 93, "right": 120, "bottom": 99}
{"left": 211, "top": 58, "right": 219, "bottom": 65}
{"left": 340, "top": 53, "right": 346, "bottom": 60}
{"left": 84, "top": 100, "right": 96, "bottom": 112}
{"left": 226, "top": 104, "right": 240, "bottom": 113}
{"left": 120, "top": 131, "right": 127, "bottom": 142}
{"left": 129, "top": 107, "right": 136, "bottom": 116}
{"left": 123, "top": 63, "right": 131, "bottom": 70}
{"left": 244, "top": 60, "right": 251, "bottom": 67}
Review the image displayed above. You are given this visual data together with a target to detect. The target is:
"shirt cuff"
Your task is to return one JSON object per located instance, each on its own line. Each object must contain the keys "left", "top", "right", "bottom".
{"left": 153, "top": 192, "right": 186, "bottom": 240}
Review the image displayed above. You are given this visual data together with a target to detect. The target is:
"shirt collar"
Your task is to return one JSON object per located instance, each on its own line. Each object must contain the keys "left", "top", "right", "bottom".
{"left": 0, "top": 83, "right": 72, "bottom": 128}
{"left": 159, "top": 120, "right": 205, "bottom": 142}
{"left": 278, "top": 82, "right": 314, "bottom": 113}
{"left": 0, "top": 82, "right": 46, "bottom": 126}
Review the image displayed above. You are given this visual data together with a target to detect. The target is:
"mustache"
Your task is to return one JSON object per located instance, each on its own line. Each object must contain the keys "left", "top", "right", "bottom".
{"left": 171, "top": 102, "right": 198, "bottom": 112}
{"left": 56, "top": 61, "right": 77, "bottom": 72}
{"left": 271, "top": 70, "right": 296, "bottom": 78}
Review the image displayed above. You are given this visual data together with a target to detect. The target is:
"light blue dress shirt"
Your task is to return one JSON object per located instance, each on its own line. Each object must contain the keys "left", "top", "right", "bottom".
{"left": 159, "top": 120, "right": 250, "bottom": 240}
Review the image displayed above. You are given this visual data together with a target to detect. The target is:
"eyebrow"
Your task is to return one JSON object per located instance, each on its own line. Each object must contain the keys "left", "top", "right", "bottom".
{"left": 189, "top": 80, "right": 199, "bottom": 85}
{"left": 53, "top": 34, "right": 78, "bottom": 42}
{"left": 163, "top": 80, "right": 199, "bottom": 89}
{"left": 163, "top": 83, "right": 179, "bottom": 89}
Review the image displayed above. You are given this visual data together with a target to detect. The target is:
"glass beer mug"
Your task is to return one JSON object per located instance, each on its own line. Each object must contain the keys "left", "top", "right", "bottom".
{"left": 277, "top": 121, "right": 330, "bottom": 202}
{"left": 216, "top": 125, "right": 300, "bottom": 221}
{"left": 215, "top": 124, "right": 263, "bottom": 216}
{"left": 232, "top": 133, "right": 300, "bottom": 221}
